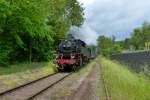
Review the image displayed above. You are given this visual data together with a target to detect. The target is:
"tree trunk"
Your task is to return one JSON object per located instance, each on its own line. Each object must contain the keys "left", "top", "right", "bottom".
{"left": 29, "top": 40, "right": 32, "bottom": 63}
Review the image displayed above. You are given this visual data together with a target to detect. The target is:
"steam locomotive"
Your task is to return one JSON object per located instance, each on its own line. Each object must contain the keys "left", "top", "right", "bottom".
{"left": 54, "top": 34, "right": 94, "bottom": 71}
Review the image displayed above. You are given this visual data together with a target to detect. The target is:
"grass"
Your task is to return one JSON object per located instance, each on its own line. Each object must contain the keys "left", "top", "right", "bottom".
{"left": 99, "top": 76, "right": 106, "bottom": 100}
{"left": 99, "top": 57, "right": 150, "bottom": 100}
{"left": 141, "top": 65, "right": 150, "bottom": 78}
{"left": 0, "top": 62, "right": 54, "bottom": 75}
{"left": 0, "top": 62, "right": 55, "bottom": 88}
{"left": 77, "top": 61, "right": 94, "bottom": 75}
{"left": 0, "top": 60, "right": 94, "bottom": 89}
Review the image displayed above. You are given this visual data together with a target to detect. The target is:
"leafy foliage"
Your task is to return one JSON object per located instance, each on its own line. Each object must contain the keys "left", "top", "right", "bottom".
{"left": 97, "top": 22, "right": 150, "bottom": 57}
{"left": 97, "top": 36, "right": 122, "bottom": 57}
{"left": 120, "top": 22, "right": 150, "bottom": 51}
{"left": 0, "top": 0, "right": 84, "bottom": 65}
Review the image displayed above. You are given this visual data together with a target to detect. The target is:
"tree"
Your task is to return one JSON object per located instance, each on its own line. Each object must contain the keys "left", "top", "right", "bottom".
{"left": 130, "top": 22, "right": 150, "bottom": 50}
{"left": 131, "top": 28, "right": 143, "bottom": 49}
{"left": 97, "top": 36, "right": 122, "bottom": 57}
{"left": 66, "top": 0, "right": 84, "bottom": 27}
{"left": 0, "top": 0, "right": 84, "bottom": 65}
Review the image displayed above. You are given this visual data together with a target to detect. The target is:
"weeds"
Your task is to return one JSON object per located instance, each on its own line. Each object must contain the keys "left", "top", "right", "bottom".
{"left": 99, "top": 57, "right": 150, "bottom": 100}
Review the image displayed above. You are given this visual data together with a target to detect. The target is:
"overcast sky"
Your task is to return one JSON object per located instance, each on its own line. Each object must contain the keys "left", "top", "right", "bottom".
{"left": 74, "top": 0, "right": 150, "bottom": 45}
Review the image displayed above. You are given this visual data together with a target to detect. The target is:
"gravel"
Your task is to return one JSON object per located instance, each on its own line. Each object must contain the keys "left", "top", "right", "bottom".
{"left": 69, "top": 63, "right": 100, "bottom": 100}
{"left": 33, "top": 62, "right": 101, "bottom": 100}
{"left": 0, "top": 73, "right": 69, "bottom": 100}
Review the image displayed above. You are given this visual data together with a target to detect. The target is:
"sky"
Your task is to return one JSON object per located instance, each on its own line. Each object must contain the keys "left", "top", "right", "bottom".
{"left": 73, "top": 0, "right": 150, "bottom": 45}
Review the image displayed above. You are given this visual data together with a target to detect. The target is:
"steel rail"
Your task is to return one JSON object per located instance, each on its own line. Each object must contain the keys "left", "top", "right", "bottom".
{"left": 0, "top": 73, "right": 57, "bottom": 96}
{"left": 27, "top": 73, "right": 72, "bottom": 100}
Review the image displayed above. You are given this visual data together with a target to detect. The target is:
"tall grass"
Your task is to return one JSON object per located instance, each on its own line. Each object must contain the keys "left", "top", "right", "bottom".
{"left": 0, "top": 62, "right": 54, "bottom": 87}
{"left": 77, "top": 61, "right": 94, "bottom": 75}
{"left": 99, "top": 57, "right": 150, "bottom": 100}
{"left": 0, "top": 62, "right": 54, "bottom": 75}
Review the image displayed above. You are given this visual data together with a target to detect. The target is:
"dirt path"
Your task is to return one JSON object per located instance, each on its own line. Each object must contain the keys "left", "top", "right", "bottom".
{"left": 33, "top": 62, "right": 100, "bottom": 100}
{"left": 0, "top": 61, "right": 101, "bottom": 100}
{"left": 69, "top": 63, "right": 100, "bottom": 100}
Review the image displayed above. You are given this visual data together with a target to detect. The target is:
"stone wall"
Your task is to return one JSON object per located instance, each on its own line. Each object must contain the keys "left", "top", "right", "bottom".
{"left": 111, "top": 51, "right": 150, "bottom": 72}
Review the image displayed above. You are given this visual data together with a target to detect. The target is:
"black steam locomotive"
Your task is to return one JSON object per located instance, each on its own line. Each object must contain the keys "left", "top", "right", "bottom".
{"left": 54, "top": 34, "right": 94, "bottom": 71}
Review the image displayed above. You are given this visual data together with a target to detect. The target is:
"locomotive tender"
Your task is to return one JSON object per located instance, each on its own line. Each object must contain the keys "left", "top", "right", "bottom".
{"left": 54, "top": 34, "right": 93, "bottom": 71}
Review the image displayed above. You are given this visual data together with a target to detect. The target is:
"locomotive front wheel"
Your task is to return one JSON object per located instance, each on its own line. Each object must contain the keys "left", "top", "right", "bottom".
{"left": 72, "top": 65, "right": 76, "bottom": 72}
{"left": 56, "top": 65, "right": 64, "bottom": 72}
{"left": 54, "top": 65, "right": 59, "bottom": 72}
{"left": 83, "top": 56, "right": 87, "bottom": 65}
{"left": 79, "top": 56, "right": 83, "bottom": 67}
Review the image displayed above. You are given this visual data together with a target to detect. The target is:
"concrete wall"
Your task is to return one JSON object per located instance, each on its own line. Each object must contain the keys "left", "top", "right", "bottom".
{"left": 111, "top": 51, "right": 150, "bottom": 72}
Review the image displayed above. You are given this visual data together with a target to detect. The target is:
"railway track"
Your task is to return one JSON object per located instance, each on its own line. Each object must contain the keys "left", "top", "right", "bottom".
{"left": 0, "top": 72, "right": 72, "bottom": 100}
{"left": 96, "top": 60, "right": 110, "bottom": 100}
{"left": 101, "top": 73, "right": 110, "bottom": 100}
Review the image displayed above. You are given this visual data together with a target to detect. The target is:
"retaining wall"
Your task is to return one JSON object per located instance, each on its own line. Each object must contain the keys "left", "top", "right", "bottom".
{"left": 111, "top": 51, "right": 150, "bottom": 72}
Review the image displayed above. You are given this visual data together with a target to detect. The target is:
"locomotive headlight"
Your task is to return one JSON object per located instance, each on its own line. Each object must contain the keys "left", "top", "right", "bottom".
{"left": 70, "top": 53, "right": 75, "bottom": 59}
{"left": 71, "top": 56, "right": 75, "bottom": 59}
{"left": 56, "top": 55, "right": 59, "bottom": 59}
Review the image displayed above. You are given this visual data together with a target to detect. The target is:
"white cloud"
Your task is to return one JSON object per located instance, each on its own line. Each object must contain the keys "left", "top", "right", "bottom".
{"left": 77, "top": 0, "right": 150, "bottom": 44}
